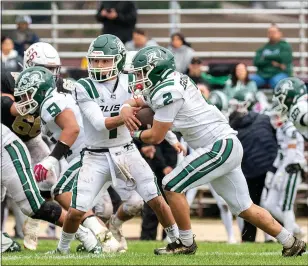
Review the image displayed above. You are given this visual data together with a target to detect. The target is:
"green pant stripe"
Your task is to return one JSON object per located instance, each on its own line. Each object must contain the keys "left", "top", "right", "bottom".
{"left": 165, "top": 140, "right": 223, "bottom": 190}
{"left": 282, "top": 173, "right": 293, "bottom": 211}
{"left": 174, "top": 139, "right": 233, "bottom": 193}
{"left": 287, "top": 172, "right": 298, "bottom": 211}
{"left": 13, "top": 141, "right": 44, "bottom": 205}
{"left": 5, "top": 144, "right": 39, "bottom": 213}
{"left": 71, "top": 171, "right": 79, "bottom": 209}
{"left": 154, "top": 175, "right": 162, "bottom": 196}
{"left": 53, "top": 161, "right": 81, "bottom": 196}
{"left": 62, "top": 173, "right": 78, "bottom": 193}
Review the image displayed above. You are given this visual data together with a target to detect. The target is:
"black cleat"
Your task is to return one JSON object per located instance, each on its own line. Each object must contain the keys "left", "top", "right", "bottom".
{"left": 282, "top": 237, "right": 306, "bottom": 257}
{"left": 154, "top": 238, "right": 197, "bottom": 255}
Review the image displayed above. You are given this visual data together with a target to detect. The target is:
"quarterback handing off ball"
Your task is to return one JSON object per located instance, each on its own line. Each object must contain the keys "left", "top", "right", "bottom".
{"left": 135, "top": 107, "right": 154, "bottom": 129}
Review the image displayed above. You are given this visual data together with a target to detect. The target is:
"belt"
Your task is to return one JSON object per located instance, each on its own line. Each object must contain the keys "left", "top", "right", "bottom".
{"left": 85, "top": 141, "right": 134, "bottom": 153}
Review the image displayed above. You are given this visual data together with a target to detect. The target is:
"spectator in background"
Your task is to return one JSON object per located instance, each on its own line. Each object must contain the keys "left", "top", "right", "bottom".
{"left": 1, "top": 36, "right": 23, "bottom": 72}
{"left": 10, "top": 15, "right": 39, "bottom": 58}
{"left": 96, "top": 1, "right": 137, "bottom": 44}
{"left": 228, "top": 92, "right": 278, "bottom": 242}
{"left": 125, "top": 29, "right": 157, "bottom": 51}
{"left": 250, "top": 24, "right": 293, "bottom": 89}
{"left": 168, "top": 32, "right": 194, "bottom": 73}
{"left": 224, "top": 63, "right": 257, "bottom": 100}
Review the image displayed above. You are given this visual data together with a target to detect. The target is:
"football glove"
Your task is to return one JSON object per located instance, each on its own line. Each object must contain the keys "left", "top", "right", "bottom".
{"left": 34, "top": 156, "right": 59, "bottom": 182}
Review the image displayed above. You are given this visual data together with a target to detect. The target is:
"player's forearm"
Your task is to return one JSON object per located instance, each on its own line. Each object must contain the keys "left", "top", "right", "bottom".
{"left": 105, "top": 116, "right": 124, "bottom": 130}
{"left": 58, "top": 127, "right": 79, "bottom": 147}
{"left": 135, "top": 129, "right": 164, "bottom": 145}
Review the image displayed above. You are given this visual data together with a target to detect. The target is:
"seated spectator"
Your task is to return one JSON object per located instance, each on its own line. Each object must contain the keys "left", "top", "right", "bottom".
{"left": 125, "top": 29, "right": 157, "bottom": 51}
{"left": 168, "top": 32, "right": 194, "bottom": 74}
{"left": 250, "top": 24, "right": 293, "bottom": 89}
{"left": 95, "top": 1, "right": 137, "bottom": 44}
{"left": 1, "top": 36, "right": 23, "bottom": 72}
{"left": 10, "top": 15, "right": 39, "bottom": 57}
{"left": 224, "top": 63, "right": 257, "bottom": 100}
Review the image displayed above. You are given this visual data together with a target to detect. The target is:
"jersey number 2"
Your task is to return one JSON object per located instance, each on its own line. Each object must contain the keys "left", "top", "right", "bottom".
{"left": 109, "top": 112, "right": 119, "bottom": 139}
{"left": 163, "top": 92, "right": 173, "bottom": 106}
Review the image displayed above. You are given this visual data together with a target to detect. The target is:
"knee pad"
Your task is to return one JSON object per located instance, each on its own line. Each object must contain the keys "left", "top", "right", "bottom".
{"left": 32, "top": 201, "right": 62, "bottom": 224}
{"left": 94, "top": 195, "right": 113, "bottom": 221}
{"left": 123, "top": 194, "right": 144, "bottom": 216}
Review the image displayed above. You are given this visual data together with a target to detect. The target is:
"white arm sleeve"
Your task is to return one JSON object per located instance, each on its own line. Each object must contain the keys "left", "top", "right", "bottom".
{"left": 154, "top": 99, "right": 184, "bottom": 123}
{"left": 78, "top": 101, "right": 107, "bottom": 131}
{"left": 164, "top": 131, "right": 178, "bottom": 145}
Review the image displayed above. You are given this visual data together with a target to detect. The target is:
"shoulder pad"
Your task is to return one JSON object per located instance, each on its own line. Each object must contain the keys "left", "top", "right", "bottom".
{"left": 75, "top": 78, "right": 99, "bottom": 100}
{"left": 289, "top": 100, "right": 308, "bottom": 124}
{"left": 40, "top": 92, "right": 67, "bottom": 123}
{"left": 149, "top": 77, "right": 184, "bottom": 109}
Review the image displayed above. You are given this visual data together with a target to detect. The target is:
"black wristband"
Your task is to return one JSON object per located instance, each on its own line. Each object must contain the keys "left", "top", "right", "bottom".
{"left": 138, "top": 130, "right": 144, "bottom": 141}
{"left": 50, "top": 141, "right": 70, "bottom": 160}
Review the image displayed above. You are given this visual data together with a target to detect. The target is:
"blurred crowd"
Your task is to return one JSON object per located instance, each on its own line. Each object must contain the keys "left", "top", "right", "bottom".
{"left": 1, "top": 1, "right": 307, "bottom": 245}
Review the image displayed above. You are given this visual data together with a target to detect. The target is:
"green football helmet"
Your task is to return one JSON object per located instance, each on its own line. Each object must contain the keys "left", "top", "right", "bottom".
{"left": 229, "top": 89, "right": 256, "bottom": 113}
{"left": 128, "top": 45, "right": 176, "bottom": 95}
{"left": 208, "top": 90, "right": 229, "bottom": 112}
{"left": 14, "top": 66, "right": 56, "bottom": 116}
{"left": 87, "top": 34, "right": 126, "bottom": 82}
{"left": 272, "top": 77, "right": 307, "bottom": 117}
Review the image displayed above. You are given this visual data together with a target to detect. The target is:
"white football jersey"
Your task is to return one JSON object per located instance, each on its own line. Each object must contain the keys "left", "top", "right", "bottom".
{"left": 144, "top": 71, "right": 237, "bottom": 149}
{"left": 74, "top": 74, "right": 132, "bottom": 148}
{"left": 289, "top": 94, "right": 308, "bottom": 141}
{"left": 40, "top": 89, "right": 85, "bottom": 162}
{"left": 1, "top": 123, "right": 17, "bottom": 147}
{"left": 276, "top": 121, "right": 305, "bottom": 167}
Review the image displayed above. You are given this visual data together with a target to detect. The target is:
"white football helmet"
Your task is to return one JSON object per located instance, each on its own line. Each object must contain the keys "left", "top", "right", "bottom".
{"left": 23, "top": 42, "right": 61, "bottom": 79}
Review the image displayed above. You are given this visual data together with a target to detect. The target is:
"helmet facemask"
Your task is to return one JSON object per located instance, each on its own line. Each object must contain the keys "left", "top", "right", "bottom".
{"left": 271, "top": 95, "right": 288, "bottom": 117}
{"left": 128, "top": 64, "right": 154, "bottom": 96}
{"left": 14, "top": 86, "right": 39, "bottom": 116}
{"left": 87, "top": 54, "right": 122, "bottom": 82}
{"left": 269, "top": 108, "right": 288, "bottom": 129}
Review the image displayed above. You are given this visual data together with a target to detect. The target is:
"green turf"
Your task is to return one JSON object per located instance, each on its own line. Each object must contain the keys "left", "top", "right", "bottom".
{"left": 2, "top": 240, "right": 307, "bottom": 265}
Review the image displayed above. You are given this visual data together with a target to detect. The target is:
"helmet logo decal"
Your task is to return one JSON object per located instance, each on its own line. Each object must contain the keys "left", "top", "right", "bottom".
{"left": 18, "top": 71, "right": 44, "bottom": 89}
{"left": 115, "top": 39, "right": 125, "bottom": 53}
{"left": 146, "top": 50, "right": 163, "bottom": 64}
{"left": 280, "top": 80, "right": 293, "bottom": 93}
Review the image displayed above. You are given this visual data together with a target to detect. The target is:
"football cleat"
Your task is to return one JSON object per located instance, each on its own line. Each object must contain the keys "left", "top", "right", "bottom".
{"left": 23, "top": 217, "right": 40, "bottom": 250}
{"left": 282, "top": 237, "right": 306, "bottom": 257}
{"left": 107, "top": 215, "right": 127, "bottom": 252}
{"left": 99, "top": 230, "right": 120, "bottom": 253}
{"left": 76, "top": 243, "right": 103, "bottom": 254}
{"left": 45, "top": 248, "right": 69, "bottom": 255}
{"left": 3, "top": 233, "right": 21, "bottom": 253}
{"left": 154, "top": 238, "right": 197, "bottom": 255}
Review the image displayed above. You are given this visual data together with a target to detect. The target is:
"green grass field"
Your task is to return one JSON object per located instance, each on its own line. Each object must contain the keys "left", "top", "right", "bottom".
{"left": 2, "top": 240, "right": 307, "bottom": 265}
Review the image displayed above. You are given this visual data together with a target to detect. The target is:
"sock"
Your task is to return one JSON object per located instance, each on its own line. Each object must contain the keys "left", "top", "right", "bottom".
{"left": 57, "top": 231, "right": 75, "bottom": 252}
{"left": 275, "top": 227, "right": 295, "bottom": 248}
{"left": 236, "top": 217, "right": 244, "bottom": 232}
{"left": 75, "top": 225, "right": 97, "bottom": 251}
{"left": 164, "top": 224, "right": 179, "bottom": 242}
{"left": 83, "top": 216, "right": 107, "bottom": 236}
{"left": 113, "top": 214, "right": 124, "bottom": 228}
{"left": 264, "top": 233, "right": 275, "bottom": 242}
{"left": 179, "top": 229, "right": 193, "bottom": 247}
{"left": 219, "top": 206, "right": 235, "bottom": 242}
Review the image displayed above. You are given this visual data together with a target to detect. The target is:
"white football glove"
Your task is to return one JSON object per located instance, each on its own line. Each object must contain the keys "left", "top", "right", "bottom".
{"left": 34, "top": 156, "right": 59, "bottom": 185}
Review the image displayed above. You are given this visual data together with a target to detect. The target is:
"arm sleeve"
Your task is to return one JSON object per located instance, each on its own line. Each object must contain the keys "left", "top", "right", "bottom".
{"left": 280, "top": 44, "right": 293, "bottom": 65}
{"left": 74, "top": 82, "right": 107, "bottom": 131}
{"left": 154, "top": 99, "right": 184, "bottom": 123}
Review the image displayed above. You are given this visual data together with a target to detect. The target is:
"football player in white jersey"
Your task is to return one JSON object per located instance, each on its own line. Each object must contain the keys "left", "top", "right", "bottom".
{"left": 33, "top": 34, "right": 183, "bottom": 254}
{"left": 261, "top": 111, "right": 306, "bottom": 240}
{"left": 120, "top": 46, "right": 306, "bottom": 256}
{"left": 272, "top": 77, "right": 307, "bottom": 141}
{"left": 1, "top": 123, "right": 100, "bottom": 254}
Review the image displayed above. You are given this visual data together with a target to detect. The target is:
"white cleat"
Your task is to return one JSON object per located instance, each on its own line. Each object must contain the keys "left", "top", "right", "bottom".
{"left": 97, "top": 229, "right": 120, "bottom": 253}
{"left": 227, "top": 237, "right": 237, "bottom": 244}
{"left": 107, "top": 215, "right": 128, "bottom": 252}
{"left": 23, "top": 217, "right": 40, "bottom": 250}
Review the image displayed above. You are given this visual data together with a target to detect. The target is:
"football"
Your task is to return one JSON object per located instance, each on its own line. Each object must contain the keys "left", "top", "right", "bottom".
{"left": 135, "top": 107, "right": 154, "bottom": 129}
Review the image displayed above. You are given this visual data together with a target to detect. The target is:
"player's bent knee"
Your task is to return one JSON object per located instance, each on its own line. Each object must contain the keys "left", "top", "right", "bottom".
{"left": 225, "top": 197, "right": 253, "bottom": 217}
{"left": 123, "top": 195, "right": 144, "bottom": 216}
{"left": 31, "top": 201, "right": 62, "bottom": 223}
{"left": 67, "top": 207, "right": 85, "bottom": 223}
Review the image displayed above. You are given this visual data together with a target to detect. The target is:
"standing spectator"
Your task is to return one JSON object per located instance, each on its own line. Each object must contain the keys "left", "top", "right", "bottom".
{"left": 224, "top": 63, "right": 257, "bottom": 100}
{"left": 1, "top": 36, "right": 23, "bottom": 72}
{"left": 10, "top": 15, "right": 39, "bottom": 58}
{"left": 228, "top": 92, "right": 278, "bottom": 242}
{"left": 125, "top": 29, "right": 157, "bottom": 51}
{"left": 96, "top": 1, "right": 137, "bottom": 44}
{"left": 168, "top": 32, "right": 194, "bottom": 73}
{"left": 250, "top": 24, "right": 293, "bottom": 89}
